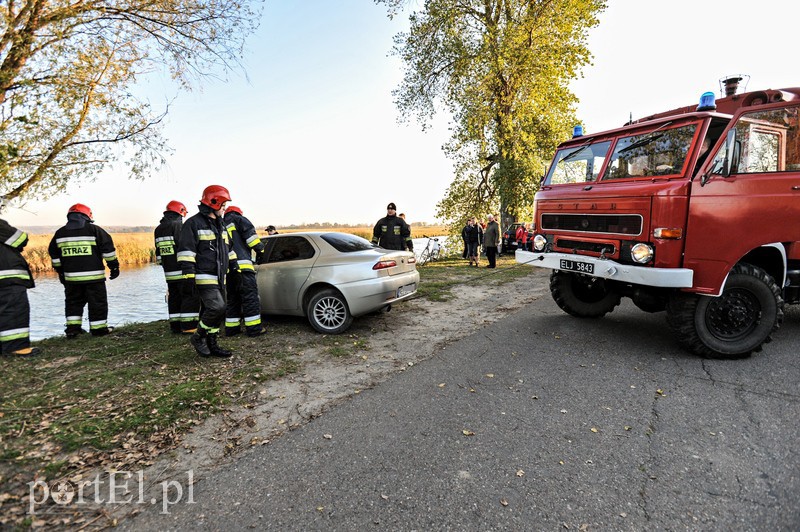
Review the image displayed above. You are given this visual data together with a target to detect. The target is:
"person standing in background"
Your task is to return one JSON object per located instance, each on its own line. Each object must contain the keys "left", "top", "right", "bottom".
{"left": 223, "top": 206, "right": 267, "bottom": 337}
{"left": 0, "top": 203, "right": 40, "bottom": 356}
{"left": 48, "top": 204, "right": 119, "bottom": 338}
{"left": 483, "top": 214, "right": 500, "bottom": 268}
{"left": 155, "top": 200, "right": 199, "bottom": 334}
{"left": 371, "top": 202, "right": 413, "bottom": 252}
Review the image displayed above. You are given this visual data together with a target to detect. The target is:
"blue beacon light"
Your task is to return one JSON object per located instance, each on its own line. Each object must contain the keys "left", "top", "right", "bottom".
{"left": 572, "top": 125, "right": 584, "bottom": 138}
{"left": 696, "top": 91, "right": 716, "bottom": 112}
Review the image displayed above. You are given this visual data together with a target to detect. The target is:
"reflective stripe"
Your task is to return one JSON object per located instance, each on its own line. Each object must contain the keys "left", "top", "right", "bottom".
{"left": 196, "top": 274, "right": 217, "bottom": 285}
{"left": 0, "top": 269, "right": 31, "bottom": 281}
{"left": 181, "top": 312, "right": 200, "bottom": 321}
{"left": 64, "top": 270, "right": 106, "bottom": 282}
{"left": 56, "top": 236, "right": 96, "bottom": 245}
{"left": 238, "top": 263, "right": 255, "bottom": 272}
{"left": 225, "top": 223, "right": 236, "bottom": 232}
{"left": 169, "top": 313, "right": 181, "bottom": 322}
{"left": 90, "top": 320, "right": 108, "bottom": 329}
{"left": 183, "top": 273, "right": 195, "bottom": 279}
{"left": 66, "top": 316, "right": 83, "bottom": 325}
{"left": 164, "top": 270, "right": 183, "bottom": 281}
{"left": 177, "top": 251, "right": 196, "bottom": 262}
{"left": 103, "top": 252, "right": 117, "bottom": 260}
{"left": 155, "top": 236, "right": 175, "bottom": 244}
{"left": 244, "top": 315, "right": 261, "bottom": 327}
{"left": 199, "top": 321, "right": 219, "bottom": 334}
{"left": 51, "top": 258, "right": 62, "bottom": 267}
{"left": 198, "top": 229, "right": 215, "bottom": 241}
{"left": 0, "top": 327, "right": 29, "bottom": 341}
{"left": 246, "top": 235, "right": 260, "bottom": 247}
{"left": 4, "top": 229, "right": 27, "bottom": 249}
{"left": 228, "top": 250, "right": 236, "bottom": 260}
{"left": 225, "top": 318, "right": 241, "bottom": 326}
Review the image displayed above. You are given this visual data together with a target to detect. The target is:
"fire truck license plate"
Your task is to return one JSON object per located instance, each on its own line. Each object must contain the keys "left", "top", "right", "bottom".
{"left": 559, "top": 259, "right": 594, "bottom": 274}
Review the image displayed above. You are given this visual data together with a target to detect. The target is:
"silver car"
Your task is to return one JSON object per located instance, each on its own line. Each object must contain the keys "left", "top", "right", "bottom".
{"left": 255, "top": 232, "right": 420, "bottom": 334}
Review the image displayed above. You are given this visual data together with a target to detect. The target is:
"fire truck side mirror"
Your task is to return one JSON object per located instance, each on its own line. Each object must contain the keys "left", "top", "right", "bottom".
{"left": 721, "top": 129, "right": 740, "bottom": 178}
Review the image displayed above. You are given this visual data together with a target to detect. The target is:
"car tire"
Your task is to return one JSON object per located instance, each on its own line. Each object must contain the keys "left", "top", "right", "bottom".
{"left": 550, "top": 270, "right": 621, "bottom": 318}
{"left": 306, "top": 288, "right": 354, "bottom": 334}
{"left": 666, "top": 263, "right": 783, "bottom": 359}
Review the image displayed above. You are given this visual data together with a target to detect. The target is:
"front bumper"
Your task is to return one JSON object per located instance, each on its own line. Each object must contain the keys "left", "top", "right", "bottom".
{"left": 515, "top": 250, "right": 693, "bottom": 288}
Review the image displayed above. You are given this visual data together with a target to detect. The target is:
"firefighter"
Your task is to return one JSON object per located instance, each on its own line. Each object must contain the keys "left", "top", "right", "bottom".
{"left": 48, "top": 204, "right": 119, "bottom": 338}
{"left": 0, "top": 204, "right": 41, "bottom": 356}
{"left": 178, "top": 185, "right": 236, "bottom": 358}
{"left": 371, "top": 202, "right": 413, "bottom": 252}
{"left": 223, "top": 206, "right": 267, "bottom": 337}
{"left": 154, "top": 200, "right": 200, "bottom": 334}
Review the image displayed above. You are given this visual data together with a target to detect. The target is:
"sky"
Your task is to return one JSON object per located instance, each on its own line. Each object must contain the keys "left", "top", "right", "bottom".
{"left": 7, "top": 0, "right": 800, "bottom": 229}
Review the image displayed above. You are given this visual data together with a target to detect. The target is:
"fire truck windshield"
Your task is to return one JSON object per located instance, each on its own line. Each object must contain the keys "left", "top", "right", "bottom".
{"left": 546, "top": 140, "right": 612, "bottom": 185}
{"left": 603, "top": 124, "right": 697, "bottom": 180}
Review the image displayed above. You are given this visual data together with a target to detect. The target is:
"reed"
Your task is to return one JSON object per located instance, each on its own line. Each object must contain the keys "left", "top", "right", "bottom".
{"left": 21, "top": 225, "right": 450, "bottom": 272}
{"left": 22, "top": 233, "right": 156, "bottom": 272}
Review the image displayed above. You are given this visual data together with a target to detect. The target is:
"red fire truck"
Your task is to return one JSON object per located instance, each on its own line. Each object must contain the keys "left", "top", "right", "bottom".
{"left": 517, "top": 78, "right": 800, "bottom": 358}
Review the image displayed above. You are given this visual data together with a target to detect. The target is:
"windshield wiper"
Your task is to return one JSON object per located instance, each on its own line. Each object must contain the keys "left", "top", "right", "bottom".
{"left": 618, "top": 121, "right": 674, "bottom": 154}
{"left": 560, "top": 140, "right": 593, "bottom": 163}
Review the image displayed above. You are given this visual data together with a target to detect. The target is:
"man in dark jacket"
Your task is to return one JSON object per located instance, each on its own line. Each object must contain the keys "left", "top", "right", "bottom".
{"left": 0, "top": 208, "right": 40, "bottom": 356}
{"left": 178, "top": 185, "right": 236, "bottom": 358}
{"left": 483, "top": 214, "right": 500, "bottom": 268}
{"left": 371, "top": 202, "right": 413, "bottom": 251}
{"left": 223, "top": 206, "right": 266, "bottom": 337}
{"left": 48, "top": 204, "right": 119, "bottom": 337}
{"left": 155, "top": 200, "right": 200, "bottom": 334}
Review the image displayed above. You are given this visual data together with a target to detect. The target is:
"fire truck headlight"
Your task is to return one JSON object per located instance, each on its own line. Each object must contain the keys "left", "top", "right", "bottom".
{"left": 630, "top": 243, "right": 654, "bottom": 264}
{"left": 533, "top": 234, "right": 547, "bottom": 251}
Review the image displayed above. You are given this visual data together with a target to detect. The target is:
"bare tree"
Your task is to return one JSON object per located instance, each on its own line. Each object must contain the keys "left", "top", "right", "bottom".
{"left": 0, "top": 0, "right": 261, "bottom": 202}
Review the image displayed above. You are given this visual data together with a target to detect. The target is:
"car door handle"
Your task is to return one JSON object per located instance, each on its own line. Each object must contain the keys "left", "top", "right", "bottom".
{"left": 793, "top": 185, "right": 800, "bottom": 190}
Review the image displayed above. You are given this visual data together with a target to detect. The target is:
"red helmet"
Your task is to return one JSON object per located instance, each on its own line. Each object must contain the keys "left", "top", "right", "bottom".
{"left": 68, "top": 203, "right": 93, "bottom": 221}
{"left": 200, "top": 185, "right": 231, "bottom": 209}
{"left": 225, "top": 205, "right": 243, "bottom": 216}
{"left": 166, "top": 200, "right": 188, "bottom": 216}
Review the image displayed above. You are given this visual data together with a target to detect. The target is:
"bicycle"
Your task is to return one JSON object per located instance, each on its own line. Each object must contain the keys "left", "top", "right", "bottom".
{"left": 417, "top": 236, "right": 441, "bottom": 266}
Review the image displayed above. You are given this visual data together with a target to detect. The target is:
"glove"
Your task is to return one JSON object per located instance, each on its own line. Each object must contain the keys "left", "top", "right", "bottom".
{"left": 109, "top": 268, "right": 120, "bottom": 280}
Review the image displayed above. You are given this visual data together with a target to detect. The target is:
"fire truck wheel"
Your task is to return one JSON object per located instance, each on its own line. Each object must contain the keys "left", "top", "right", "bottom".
{"left": 666, "top": 263, "right": 784, "bottom": 359}
{"left": 550, "top": 271, "right": 621, "bottom": 318}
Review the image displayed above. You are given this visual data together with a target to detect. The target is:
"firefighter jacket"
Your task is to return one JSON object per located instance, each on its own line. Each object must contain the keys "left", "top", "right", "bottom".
{"left": 177, "top": 204, "right": 236, "bottom": 286}
{"left": 154, "top": 211, "right": 185, "bottom": 282}
{"left": 224, "top": 211, "right": 266, "bottom": 273}
{"left": 48, "top": 213, "right": 118, "bottom": 283}
{"left": 0, "top": 218, "right": 34, "bottom": 289}
{"left": 371, "top": 214, "right": 413, "bottom": 251}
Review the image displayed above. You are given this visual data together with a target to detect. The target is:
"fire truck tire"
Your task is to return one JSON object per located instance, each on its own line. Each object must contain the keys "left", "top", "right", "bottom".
{"left": 666, "top": 263, "right": 784, "bottom": 359}
{"left": 550, "top": 271, "right": 621, "bottom": 318}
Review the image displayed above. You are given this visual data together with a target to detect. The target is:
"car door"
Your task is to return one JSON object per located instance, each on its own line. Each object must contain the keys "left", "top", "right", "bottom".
{"left": 256, "top": 235, "right": 317, "bottom": 312}
{"left": 685, "top": 104, "right": 800, "bottom": 294}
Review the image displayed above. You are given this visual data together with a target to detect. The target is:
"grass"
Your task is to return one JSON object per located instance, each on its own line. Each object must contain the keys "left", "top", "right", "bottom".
{"left": 0, "top": 253, "right": 532, "bottom": 527}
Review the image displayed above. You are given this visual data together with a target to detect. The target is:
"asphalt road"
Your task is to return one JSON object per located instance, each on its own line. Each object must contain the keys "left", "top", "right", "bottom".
{"left": 126, "top": 295, "right": 800, "bottom": 531}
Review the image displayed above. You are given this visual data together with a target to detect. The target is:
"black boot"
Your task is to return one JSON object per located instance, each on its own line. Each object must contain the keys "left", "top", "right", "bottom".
{"left": 206, "top": 333, "right": 233, "bottom": 358}
{"left": 190, "top": 328, "right": 211, "bottom": 357}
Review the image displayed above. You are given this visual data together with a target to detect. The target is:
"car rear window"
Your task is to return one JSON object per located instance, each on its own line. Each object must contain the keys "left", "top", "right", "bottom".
{"left": 320, "top": 233, "right": 374, "bottom": 252}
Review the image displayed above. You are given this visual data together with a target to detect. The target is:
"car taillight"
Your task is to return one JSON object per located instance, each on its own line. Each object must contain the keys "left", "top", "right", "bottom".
{"left": 408, "top": 257, "right": 416, "bottom": 264}
{"left": 373, "top": 260, "right": 397, "bottom": 270}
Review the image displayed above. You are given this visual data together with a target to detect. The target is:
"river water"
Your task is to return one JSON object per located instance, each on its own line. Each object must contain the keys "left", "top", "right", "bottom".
{"left": 28, "top": 236, "right": 452, "bottom": 341}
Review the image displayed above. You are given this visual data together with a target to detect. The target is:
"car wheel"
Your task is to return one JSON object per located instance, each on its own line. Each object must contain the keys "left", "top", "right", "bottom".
{"left": 666, "top": 263, "right": 783, "bottom": 359}
{"left": 550, "top": 270, "right": 621, "bottom": 318}
{"left": 306, "top": 288, "right": 354, "bottom": 334}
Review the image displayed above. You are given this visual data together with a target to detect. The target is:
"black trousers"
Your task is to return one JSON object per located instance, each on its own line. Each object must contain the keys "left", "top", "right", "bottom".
{"left": 0, "top": 285, "right": 31, "bottom": 354}
{"left": 64, "top": 282, "right": 109, "bottom": 335}
{"left": 225, "top": 271, "right": 262, "bottom": 334}
{"left": 486, "top": 246, "right": 498, "bottom": 268}
{"left": 167, "top": 279, "right": 200, "bottom": 332}
{"left": 197, "top": 284, "right": 226, "bottom": 334}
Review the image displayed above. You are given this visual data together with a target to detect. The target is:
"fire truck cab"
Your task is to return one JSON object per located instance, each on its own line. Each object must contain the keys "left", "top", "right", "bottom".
{"left": 518, "top": 79, "right": 800, "bottom": 358}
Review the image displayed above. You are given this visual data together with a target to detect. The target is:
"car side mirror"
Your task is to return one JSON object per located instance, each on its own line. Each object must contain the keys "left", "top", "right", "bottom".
{"left": 721, "top": 129, "right": 738, "bottom": 178}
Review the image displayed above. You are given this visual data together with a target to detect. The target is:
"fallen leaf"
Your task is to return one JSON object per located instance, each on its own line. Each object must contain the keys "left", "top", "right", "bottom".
{"left": 560, "top": 409, "right": 568, "bottom": 414}
{"left": 590, "top": 427, "right": 598, "bottom": 433}
{"left": 516, "top": 469, "right": 524, "bottom": 477}
{"left": 619, "top": 512, "right": 627, "bottom": 518}
{"left": 656, "top": 389, "right": 666, "bottom": 396}
{"left": 559, "top": 460, "right": 565, "bottom": 465}
{"left": 317, "top": 506, "right": 324, "bottom": 512}
{"left": 500, "top": 499, "right": 509, "bottom": 506}
{"left": 462, "top": 429, "right": 475, "bottom": 436}
{"left": 380, "top": 494, "right": 389, "bottom": 500}
{"left": 438, "top": 383, "right": 446, "bottom": 388}
{"left": 486, "top": 373, "right": 494, "bottom": 378}
{"left": 323, "top": 434, "right": 332, "bottom": 440}
{"left": 624, "top": 426, "right": 632, "bottom": 431}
